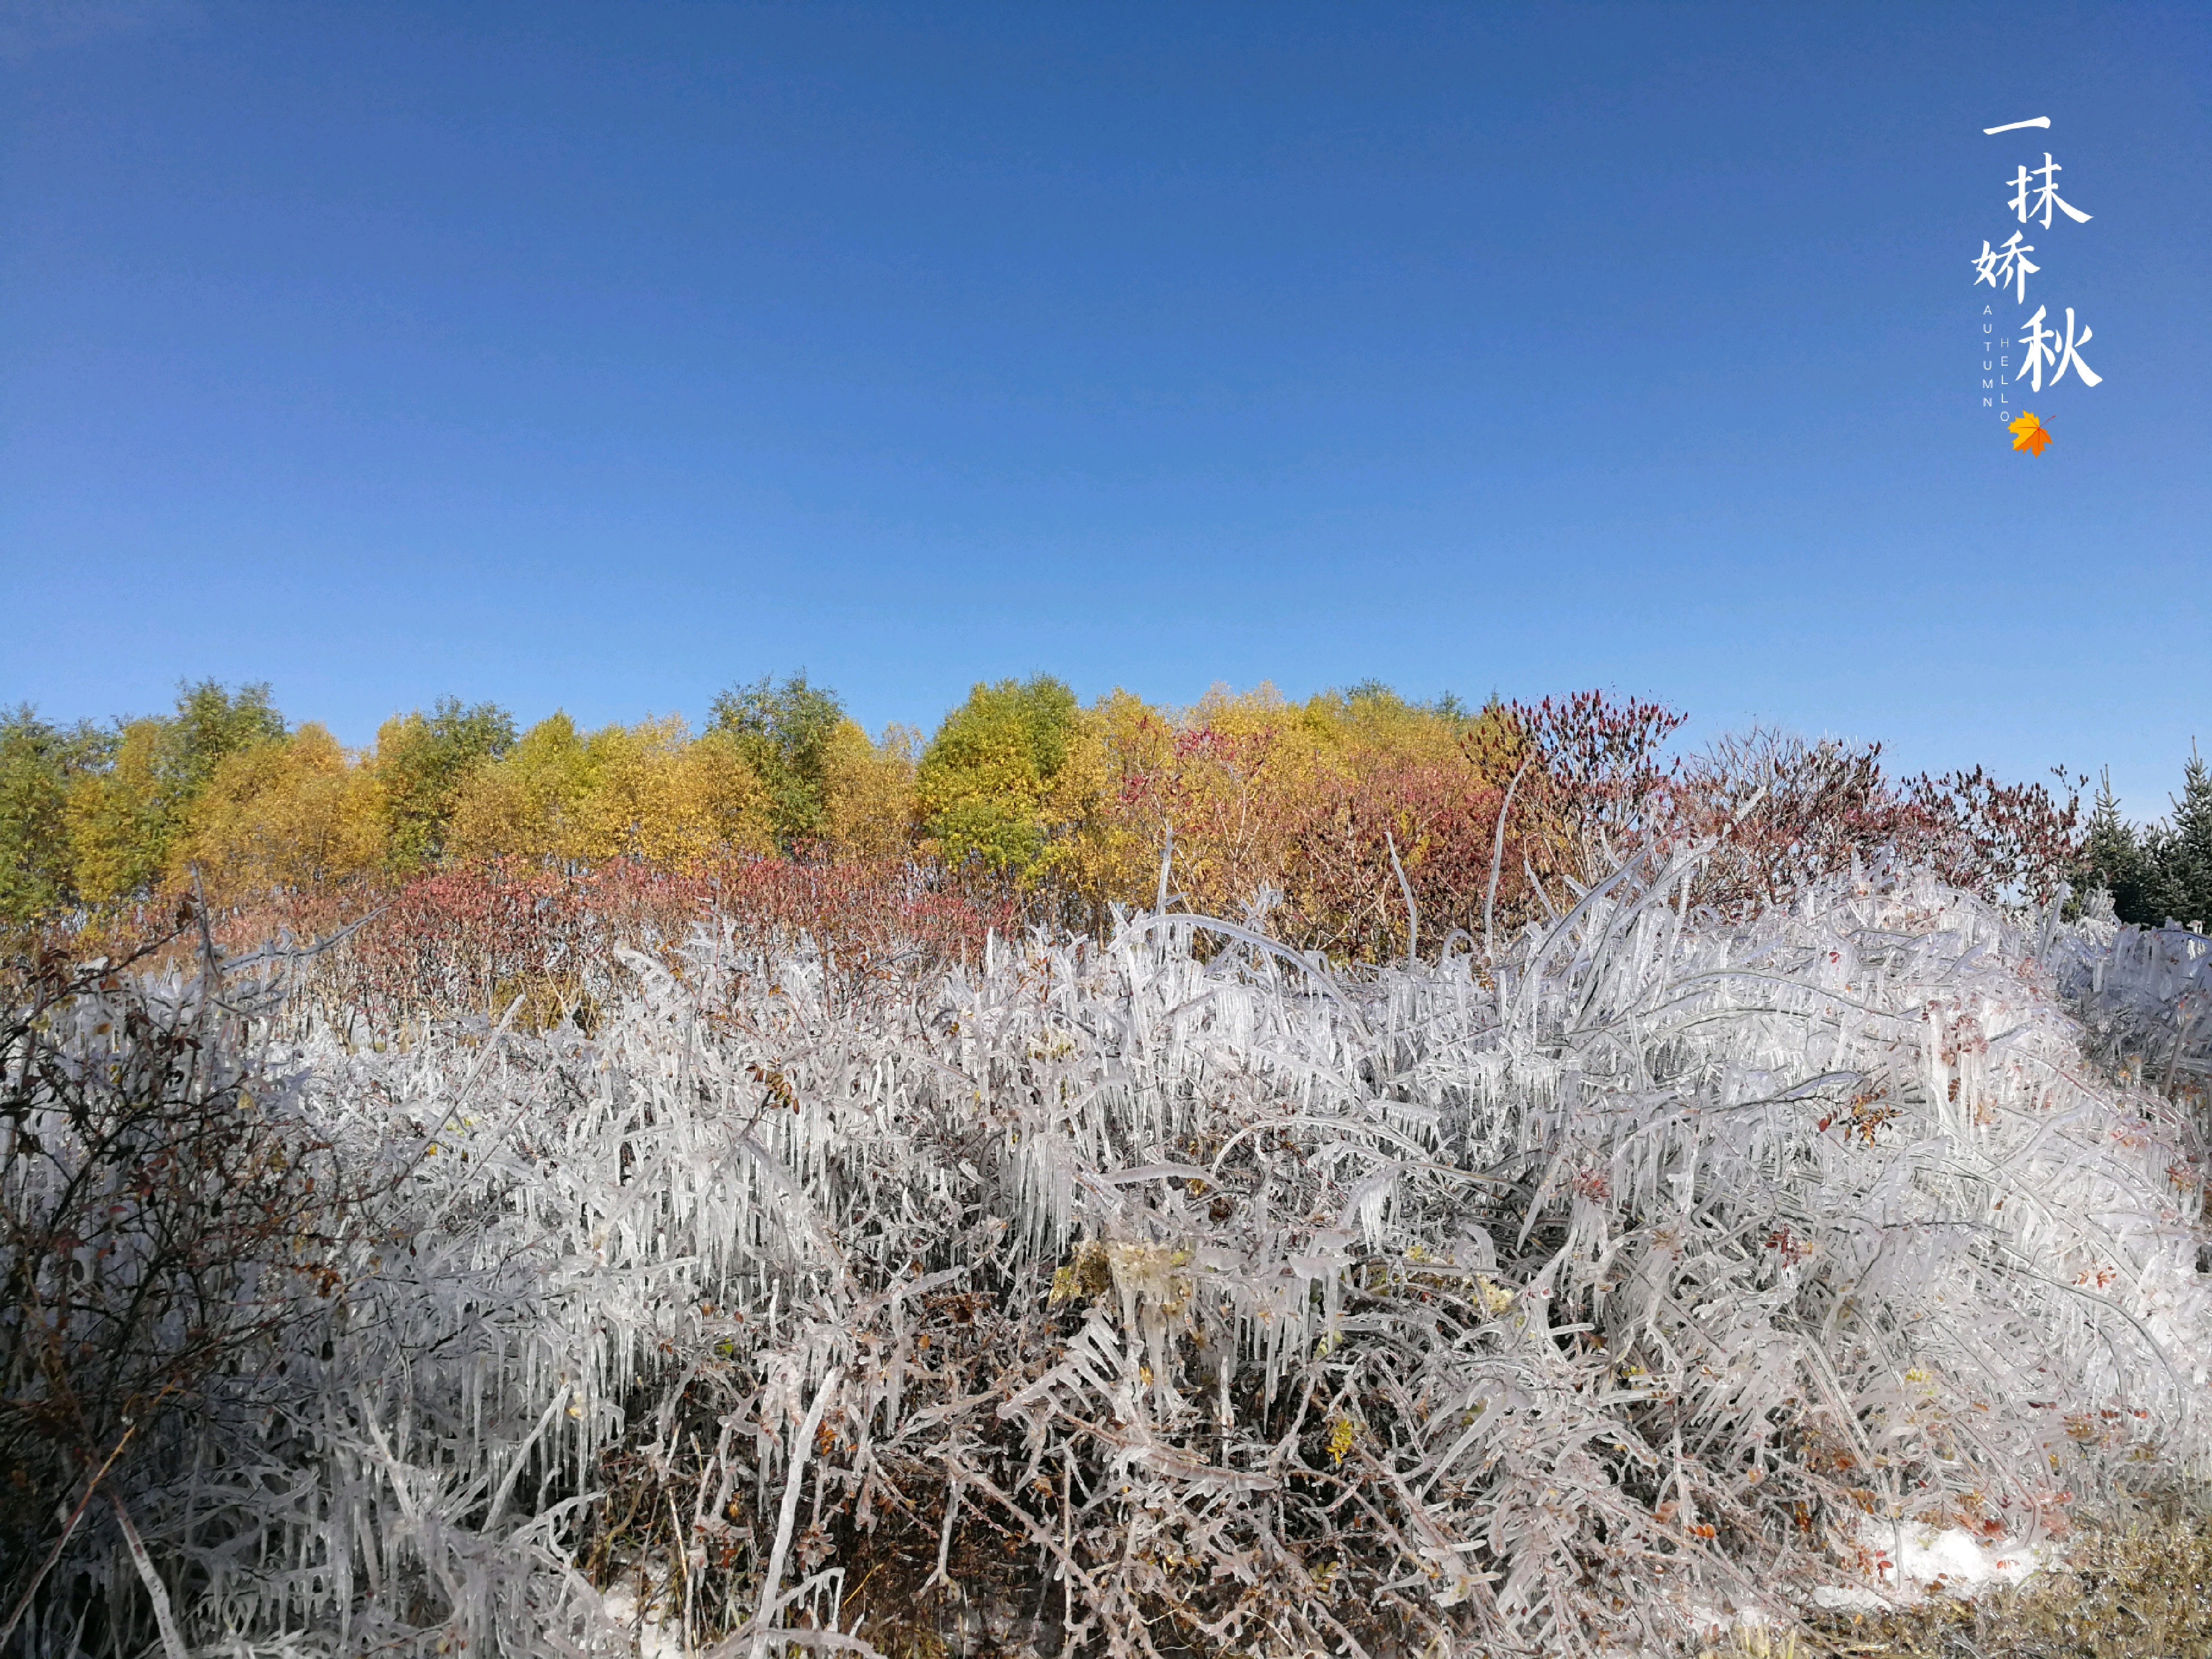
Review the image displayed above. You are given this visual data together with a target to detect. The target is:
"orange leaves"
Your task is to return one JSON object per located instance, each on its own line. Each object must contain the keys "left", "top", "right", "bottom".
{"left": 2009, "top": 411, "right": 2051, "bottom": 454}
{"left": 1097, "top": 687, "right": 1699, "bottom": 961}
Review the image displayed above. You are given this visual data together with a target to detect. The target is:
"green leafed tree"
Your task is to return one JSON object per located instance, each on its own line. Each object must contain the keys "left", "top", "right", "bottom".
{"left": 0, "top": 707, "right": 111, "bottom": 926}
{"left": 707, "top": 672, "right": 847, "bottom": 853}
{"left": 915, "top": 675, "right": 1081, "bottom": 880}
{"left": 373, "top": 697, "right": 518, "bottom": 872}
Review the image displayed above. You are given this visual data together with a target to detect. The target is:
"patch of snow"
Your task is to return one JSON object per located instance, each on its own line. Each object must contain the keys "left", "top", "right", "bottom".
{"left": 1810, "top": 1521, "right": 2050, "bottom": 1613}
{"left": 1890, "top": 1524, "right": 2048, "bottom": 1594}
{"left": 600, "top": 1582, "right": 686, "bottom": 1659}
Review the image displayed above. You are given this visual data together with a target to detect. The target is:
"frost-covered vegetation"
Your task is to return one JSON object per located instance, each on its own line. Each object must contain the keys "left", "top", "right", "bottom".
{"left": 5, "top": 679, "right": 2206, "bottom": 1655}
{"left": 7, "top": 826, "right": 2211, "bottom": 1657}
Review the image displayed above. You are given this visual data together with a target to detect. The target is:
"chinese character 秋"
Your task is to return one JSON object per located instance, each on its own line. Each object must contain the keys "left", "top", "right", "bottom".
{"left": 2016, "top": 305, "right": 2101, "bottom": 392}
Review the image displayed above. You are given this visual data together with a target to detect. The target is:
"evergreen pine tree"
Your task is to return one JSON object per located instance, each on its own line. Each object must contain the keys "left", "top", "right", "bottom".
{"left": 2078, "top": 767, "right": 2159, "bottom": 926}
{"left": 2151, "top": 743, "right": 2212, "bottom": 933}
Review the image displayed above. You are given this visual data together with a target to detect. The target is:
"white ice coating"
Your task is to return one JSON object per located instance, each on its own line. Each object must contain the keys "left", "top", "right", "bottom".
{"left": 11, "top": 854, "right": 2212, "bottom": 1656}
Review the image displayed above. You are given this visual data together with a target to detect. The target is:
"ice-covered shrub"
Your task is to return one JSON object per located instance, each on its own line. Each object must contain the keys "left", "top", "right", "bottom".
{"left": 1, "top": 935, "right": 355, "bottom": 1659}
{"left": 6, "top": 851, "right": 2211, "bottom": 1657}
{"left": 2054, "top": 898, "right": 2211, "bottom": 1114}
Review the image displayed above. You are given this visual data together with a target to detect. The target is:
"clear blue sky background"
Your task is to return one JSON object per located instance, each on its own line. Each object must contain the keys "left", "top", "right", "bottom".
{"left": 3, "top": 2, "right": 2206, "bottom": 812}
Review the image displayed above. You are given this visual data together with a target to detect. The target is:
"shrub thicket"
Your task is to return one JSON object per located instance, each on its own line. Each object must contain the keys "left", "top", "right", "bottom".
{"left": 6, "top": 832, "right": 2210, "bottom": 1657}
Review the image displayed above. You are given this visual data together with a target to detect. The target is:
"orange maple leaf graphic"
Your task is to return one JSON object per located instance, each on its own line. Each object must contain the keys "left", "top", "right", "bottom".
{"left": 2009, "top": 411, "right": 2051, "bottom": 454}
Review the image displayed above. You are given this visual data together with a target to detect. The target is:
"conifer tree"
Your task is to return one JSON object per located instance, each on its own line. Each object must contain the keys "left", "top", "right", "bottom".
{"left": 2150, "top": 744, "right": 2212, "bottom": 932}
{"left": 2078, "top": 767, "right": 2159, "bottom": 926}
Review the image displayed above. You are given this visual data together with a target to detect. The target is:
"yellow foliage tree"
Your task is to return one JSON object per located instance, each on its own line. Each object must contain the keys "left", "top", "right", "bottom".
{"left": 569, "top": 719, "right": 773, "bottom": 867}
{"left": 1036, "top": 704, "right": 1151, "bottom": 926}
{"left": 65, "top": 720, "right": 170, "bottom": 904}
{"left": 1089, "top": 683, "right": 1490, "bottom": 949}
{"left": 368, "top": 698, "right": 516, "bottom": 872}
{"left": 58, "top": 683, "right": 294, "bottom": 907}
{"left": 447, "top": 714, "right": 772, "bottom": 869}
{"left": 1109, "top": 684, "right": 1347, "bottom": 922}
{"left": 172, "top": 725, "right": 386, "bottom": 899}
{"left": 1303, "top": 684, "right": 1470, "bottom": 769}
{"left": 915, "top": 677, "right": 1113, "bottom": 890}
{"left": 445, "top": 714, "right": 595, "bottom": 865}
{"left": 819, "top": 720, "right": 920, "bottom": 861}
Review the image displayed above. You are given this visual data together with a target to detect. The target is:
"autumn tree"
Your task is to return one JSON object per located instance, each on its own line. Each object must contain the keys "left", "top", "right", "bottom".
{"left": 64, "top": 682, "right": 289, "bottom": 905}
{"left": 372, "top": 697, "right": 517, "bottom": 872}
{"left": 0, "top": 708, "right": 108, "bottom": 926}
{"left": 566, "top": 719, "right": 773, "bottom": 868}
{"left": 707, "top": 673, "right": 847, "bottom": 852}
{"left": 173, "top": 724, "right": 386, "bottom": 898}
{"left": 915, "top": 676, "right": 1094, "bottom": 884}
{"left": 819, "top": 720, "right": 921, "bottom": 861}
{"left": 64, "top": 720, "right": 172, "bottom": 905}
{"left": 1288, "top": 687, "right": 1525, "bottom": 957}
{"left": 1110, "top": 685, "right": 1320, "bottom": 920}
{"left": 445, "top": 712, "right": 596, "bottom": 865}
{"left": 1098, "top": 685, "right": 1695, "bottom": 959}
{"left": 166, "top": 680, "right": 289, "bottom": 794}
{"left": 446, "top": 714, "right": 772, "bottom": 870}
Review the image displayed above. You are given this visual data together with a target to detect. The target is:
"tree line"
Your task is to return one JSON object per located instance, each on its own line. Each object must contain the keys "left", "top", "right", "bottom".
{"left": 2076, "top": 755, "right": 2212, "bottom": 933}
{"left": 2, "top": 672, "right": 2201, "bottom": 958}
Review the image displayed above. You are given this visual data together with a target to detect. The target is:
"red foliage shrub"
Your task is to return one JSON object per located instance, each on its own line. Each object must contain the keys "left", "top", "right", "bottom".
{"left": 1670, "top": 731, "right": 2084, "bottom": 915}
{"left": 197, "top": 857, "right": 1018, "bottom": 1023}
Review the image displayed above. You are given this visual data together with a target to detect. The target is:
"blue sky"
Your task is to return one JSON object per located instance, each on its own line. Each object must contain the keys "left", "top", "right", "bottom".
{"left": 3, "top": 2, "right": 2206, "bottom": 812}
